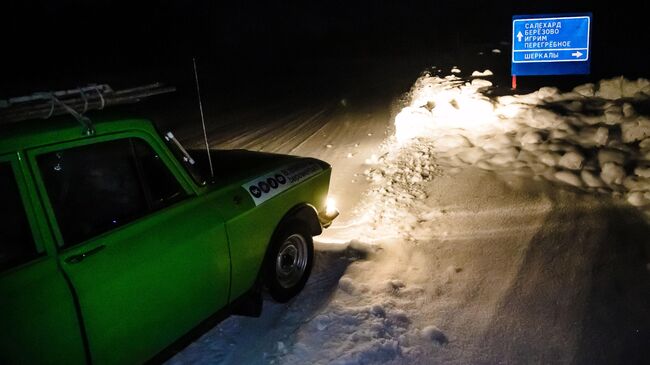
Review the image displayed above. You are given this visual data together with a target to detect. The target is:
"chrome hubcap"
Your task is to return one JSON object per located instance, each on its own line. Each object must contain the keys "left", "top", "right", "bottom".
{"left": 275, "top": 234, "right": 308, "bottom": 288}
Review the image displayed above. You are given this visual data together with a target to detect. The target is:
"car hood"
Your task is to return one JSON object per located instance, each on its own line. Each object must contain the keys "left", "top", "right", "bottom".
{"left": 188, "top": 149, "right": 329, "bottom": 187}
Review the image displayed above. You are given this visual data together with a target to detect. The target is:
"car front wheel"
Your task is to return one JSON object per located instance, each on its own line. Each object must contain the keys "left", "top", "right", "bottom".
{"left": 264, "top": 221, "right": 314, "bottom": 303}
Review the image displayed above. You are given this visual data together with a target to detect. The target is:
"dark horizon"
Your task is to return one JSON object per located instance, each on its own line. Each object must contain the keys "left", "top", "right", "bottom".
{"left": 1, "top": 0, "right": 648, "bottom": 97}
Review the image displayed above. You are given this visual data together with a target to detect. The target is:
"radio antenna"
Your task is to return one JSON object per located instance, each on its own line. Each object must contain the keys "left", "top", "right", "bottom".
{"left": 193, "top": 57, "right": 214, "bottom": 180}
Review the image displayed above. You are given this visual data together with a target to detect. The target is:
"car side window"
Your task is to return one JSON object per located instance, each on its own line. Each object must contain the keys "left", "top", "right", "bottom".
{"left": 0, "top": 162, "right": 39, "bottom": 271}
{"left": 37, "top": 138, "right": 187, "bottom": 248}
{"left": 132, "top": 139, "right": 188, "bottom": 210}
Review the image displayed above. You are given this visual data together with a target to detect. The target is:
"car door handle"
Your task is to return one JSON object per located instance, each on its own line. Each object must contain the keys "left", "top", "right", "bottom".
{"left": 65, "top": 245, "right": 106, "bottom": 264}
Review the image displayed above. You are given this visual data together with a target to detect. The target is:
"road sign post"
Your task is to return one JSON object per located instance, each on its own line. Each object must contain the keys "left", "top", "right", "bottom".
{"left": 511, "top": 13, "right": 592, "bottom": 80}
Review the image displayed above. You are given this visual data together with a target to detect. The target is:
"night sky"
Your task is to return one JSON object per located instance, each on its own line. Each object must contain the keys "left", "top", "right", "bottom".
{"left": 1, "top": 1, "right": 648, "bottom": 96}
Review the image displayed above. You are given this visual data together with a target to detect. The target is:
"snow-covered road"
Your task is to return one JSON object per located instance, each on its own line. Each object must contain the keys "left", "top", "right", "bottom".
{"left": 168, "top": 69, "right": 650, "bottom": 364}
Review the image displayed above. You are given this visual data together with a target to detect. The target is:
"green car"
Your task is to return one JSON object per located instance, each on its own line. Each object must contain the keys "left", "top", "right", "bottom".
{"left": 0, "top": 87, "right": 337, "bottom": 364}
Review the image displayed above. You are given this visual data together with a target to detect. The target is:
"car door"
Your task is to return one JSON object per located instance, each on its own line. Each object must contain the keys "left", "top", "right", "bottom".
{"left": 28, "top": 135, "right": 231, "bottom": 365}
{"left": 0, "top": 154, "right": 86, "bottom": 364}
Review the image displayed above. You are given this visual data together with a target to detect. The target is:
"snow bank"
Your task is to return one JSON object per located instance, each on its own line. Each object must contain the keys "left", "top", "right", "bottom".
{"left": 395, "top": 74, "right": 650, "bottom": 213}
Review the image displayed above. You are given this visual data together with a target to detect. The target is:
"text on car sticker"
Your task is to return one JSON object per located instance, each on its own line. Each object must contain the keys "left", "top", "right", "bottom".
{"left": 243, "top": 161, "right": 323, "bottom": 206}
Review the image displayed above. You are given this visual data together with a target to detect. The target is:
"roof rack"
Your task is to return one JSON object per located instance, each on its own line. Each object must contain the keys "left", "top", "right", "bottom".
{"left": 0, "top": 83, "right": 176, "bottom": 134}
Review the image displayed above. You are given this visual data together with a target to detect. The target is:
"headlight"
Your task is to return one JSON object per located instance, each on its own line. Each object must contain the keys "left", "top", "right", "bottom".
{"left": 319, "top": 197, "right": 339, "bottom": 228}
{"left": 326, "top": 198, "right": 337, "bottom": 216}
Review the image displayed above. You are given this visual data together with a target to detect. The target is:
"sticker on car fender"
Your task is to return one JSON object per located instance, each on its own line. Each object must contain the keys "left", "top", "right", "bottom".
{"left": 243, "top": 161, "right": 323, "bottom": 206}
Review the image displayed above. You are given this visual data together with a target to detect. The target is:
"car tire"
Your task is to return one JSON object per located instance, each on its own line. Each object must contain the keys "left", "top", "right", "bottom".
{"left": 264, "top": 220, "right": 314, "bottom": 303}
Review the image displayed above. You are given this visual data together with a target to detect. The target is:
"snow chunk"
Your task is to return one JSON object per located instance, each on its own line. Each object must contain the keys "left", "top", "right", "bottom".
{"left": 641, "top": 139, "right": 650, "bottom": 150}
{"left": 627, "top": 192, "right": 650, "bottom": 207}
{"left": 623, "top": 78, "right": 650, "bottom": 97}
{"left": 555, "top": 171, "right": 583, "bottom": 187}
{"left": 338, "top": 276, "right": 357, "bottom": 294}
{"left": 577, "top": 126, "right": 608, "bottom": 147}
{"left": 604, "top": 104, "right": 623, "bottom": 124}
{"left": 479, "top": 134, "right": 513, "bottom": 151}
{"left": 471, "top": 79, "right": 493, "bottom": 88}
{"left": 491, "top": 49, "right": 501, "bottom": 54}
{"left": 521, "top": 131, "right": 543, "bottom": 145}
{"left": 598, "top": 149, "right": 626, "bottom": 167}
{"left": 471, "top": 69, "right": 493, "bottom": 77}
{"left": 558, "top": 151, "right": 584, "bottom": 170}
{"left": 600, "top": 163, "right": 626, "bottom": 185}
{"left": 623, "top": 176, "right": 650, "bottom": 192}
{"left": 451, "top": 67, "right": 461, "bottom": 74}
{"left": 566, "top": 100, "right": 583, "bottom": 112}
{"left": 277, "top": 341, "right": 287, "bottom": 354}
{"left": 597, "top": 77, "right": 626, "bottom": 100}
{"left": 421, "top": 325, "right": 448, "bottom": 344}
{"left": 573, "top": 83, "right": 595, "bottom": 97}
{"left": 623, "top": 103, "right": 636, "bottom": 118}
{"left": 433, "top": 135, "right": 471, "bottom": 151}
{"left": 539, "top": 152, "right": 561, "bottom": 166}
{"left": 550, "top": 129, "right": 571, "bottom": 140}
{"left": 517, "top": 150, "right": 537, "bottom": 164}
{"left": 597, "top": 76, "right": 650, "bottom": 99}
{"left": 489, "top": 148, "right": 518, "bottom": 166}
{"left": 387, "top": 309, "right": 410, "bottom": 325}
{"left": 313, "top": 314, "right": 330, "bottom": 331}
{"left": 388, "top": 279, "right": 406, "bottom": 291}
{"left": 634, "top": 166, "right": 650, "bottom": 178}
{"left": 457, "top": 147, "right": 486, "bottom": 164}
{"left": 621, "top": 117, "right": 650, "bottom": 143}
{"left": 581, "top": 170, "right": 605, "bottom": 188}
{"left": 370, "top": 305, "right": 386, "bottom": 318}
{"left": 476, "top": 160, "right": 495, "bottom": 171}
{"left": 487, "top": 155, "right": 512, "bottom": 166}
{"left": 537, "top": 87, "right": 560, "bottom": 100}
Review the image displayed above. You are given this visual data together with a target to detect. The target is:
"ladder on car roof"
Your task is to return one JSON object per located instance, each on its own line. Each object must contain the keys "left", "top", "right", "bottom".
{"left": 0, "top": 83, "right": 175, "bottom": 135}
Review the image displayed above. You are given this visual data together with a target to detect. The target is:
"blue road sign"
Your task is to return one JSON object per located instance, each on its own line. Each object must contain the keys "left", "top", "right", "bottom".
{"left": 512, "top": 14, "right": 591, "bottom": 76}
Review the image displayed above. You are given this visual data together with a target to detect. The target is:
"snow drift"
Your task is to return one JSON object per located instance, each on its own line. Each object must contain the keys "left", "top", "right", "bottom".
{"left": 395, "top": 73, "right": 650, "bottom": 213}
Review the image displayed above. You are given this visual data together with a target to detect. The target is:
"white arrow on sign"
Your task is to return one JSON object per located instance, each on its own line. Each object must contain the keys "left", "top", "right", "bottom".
{"left": 571, "top": 51, "right": 583, "bottom": 58}
{"left": 517, "top": 31, "right": 523, "bottom": 42}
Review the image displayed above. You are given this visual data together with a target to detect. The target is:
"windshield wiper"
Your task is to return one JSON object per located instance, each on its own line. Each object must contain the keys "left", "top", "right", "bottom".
{"left": 164, "top": 131, "right": 210, "bottom": 186}
{"left": 164, "top": 132, "right": 195, "bottom": 165}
